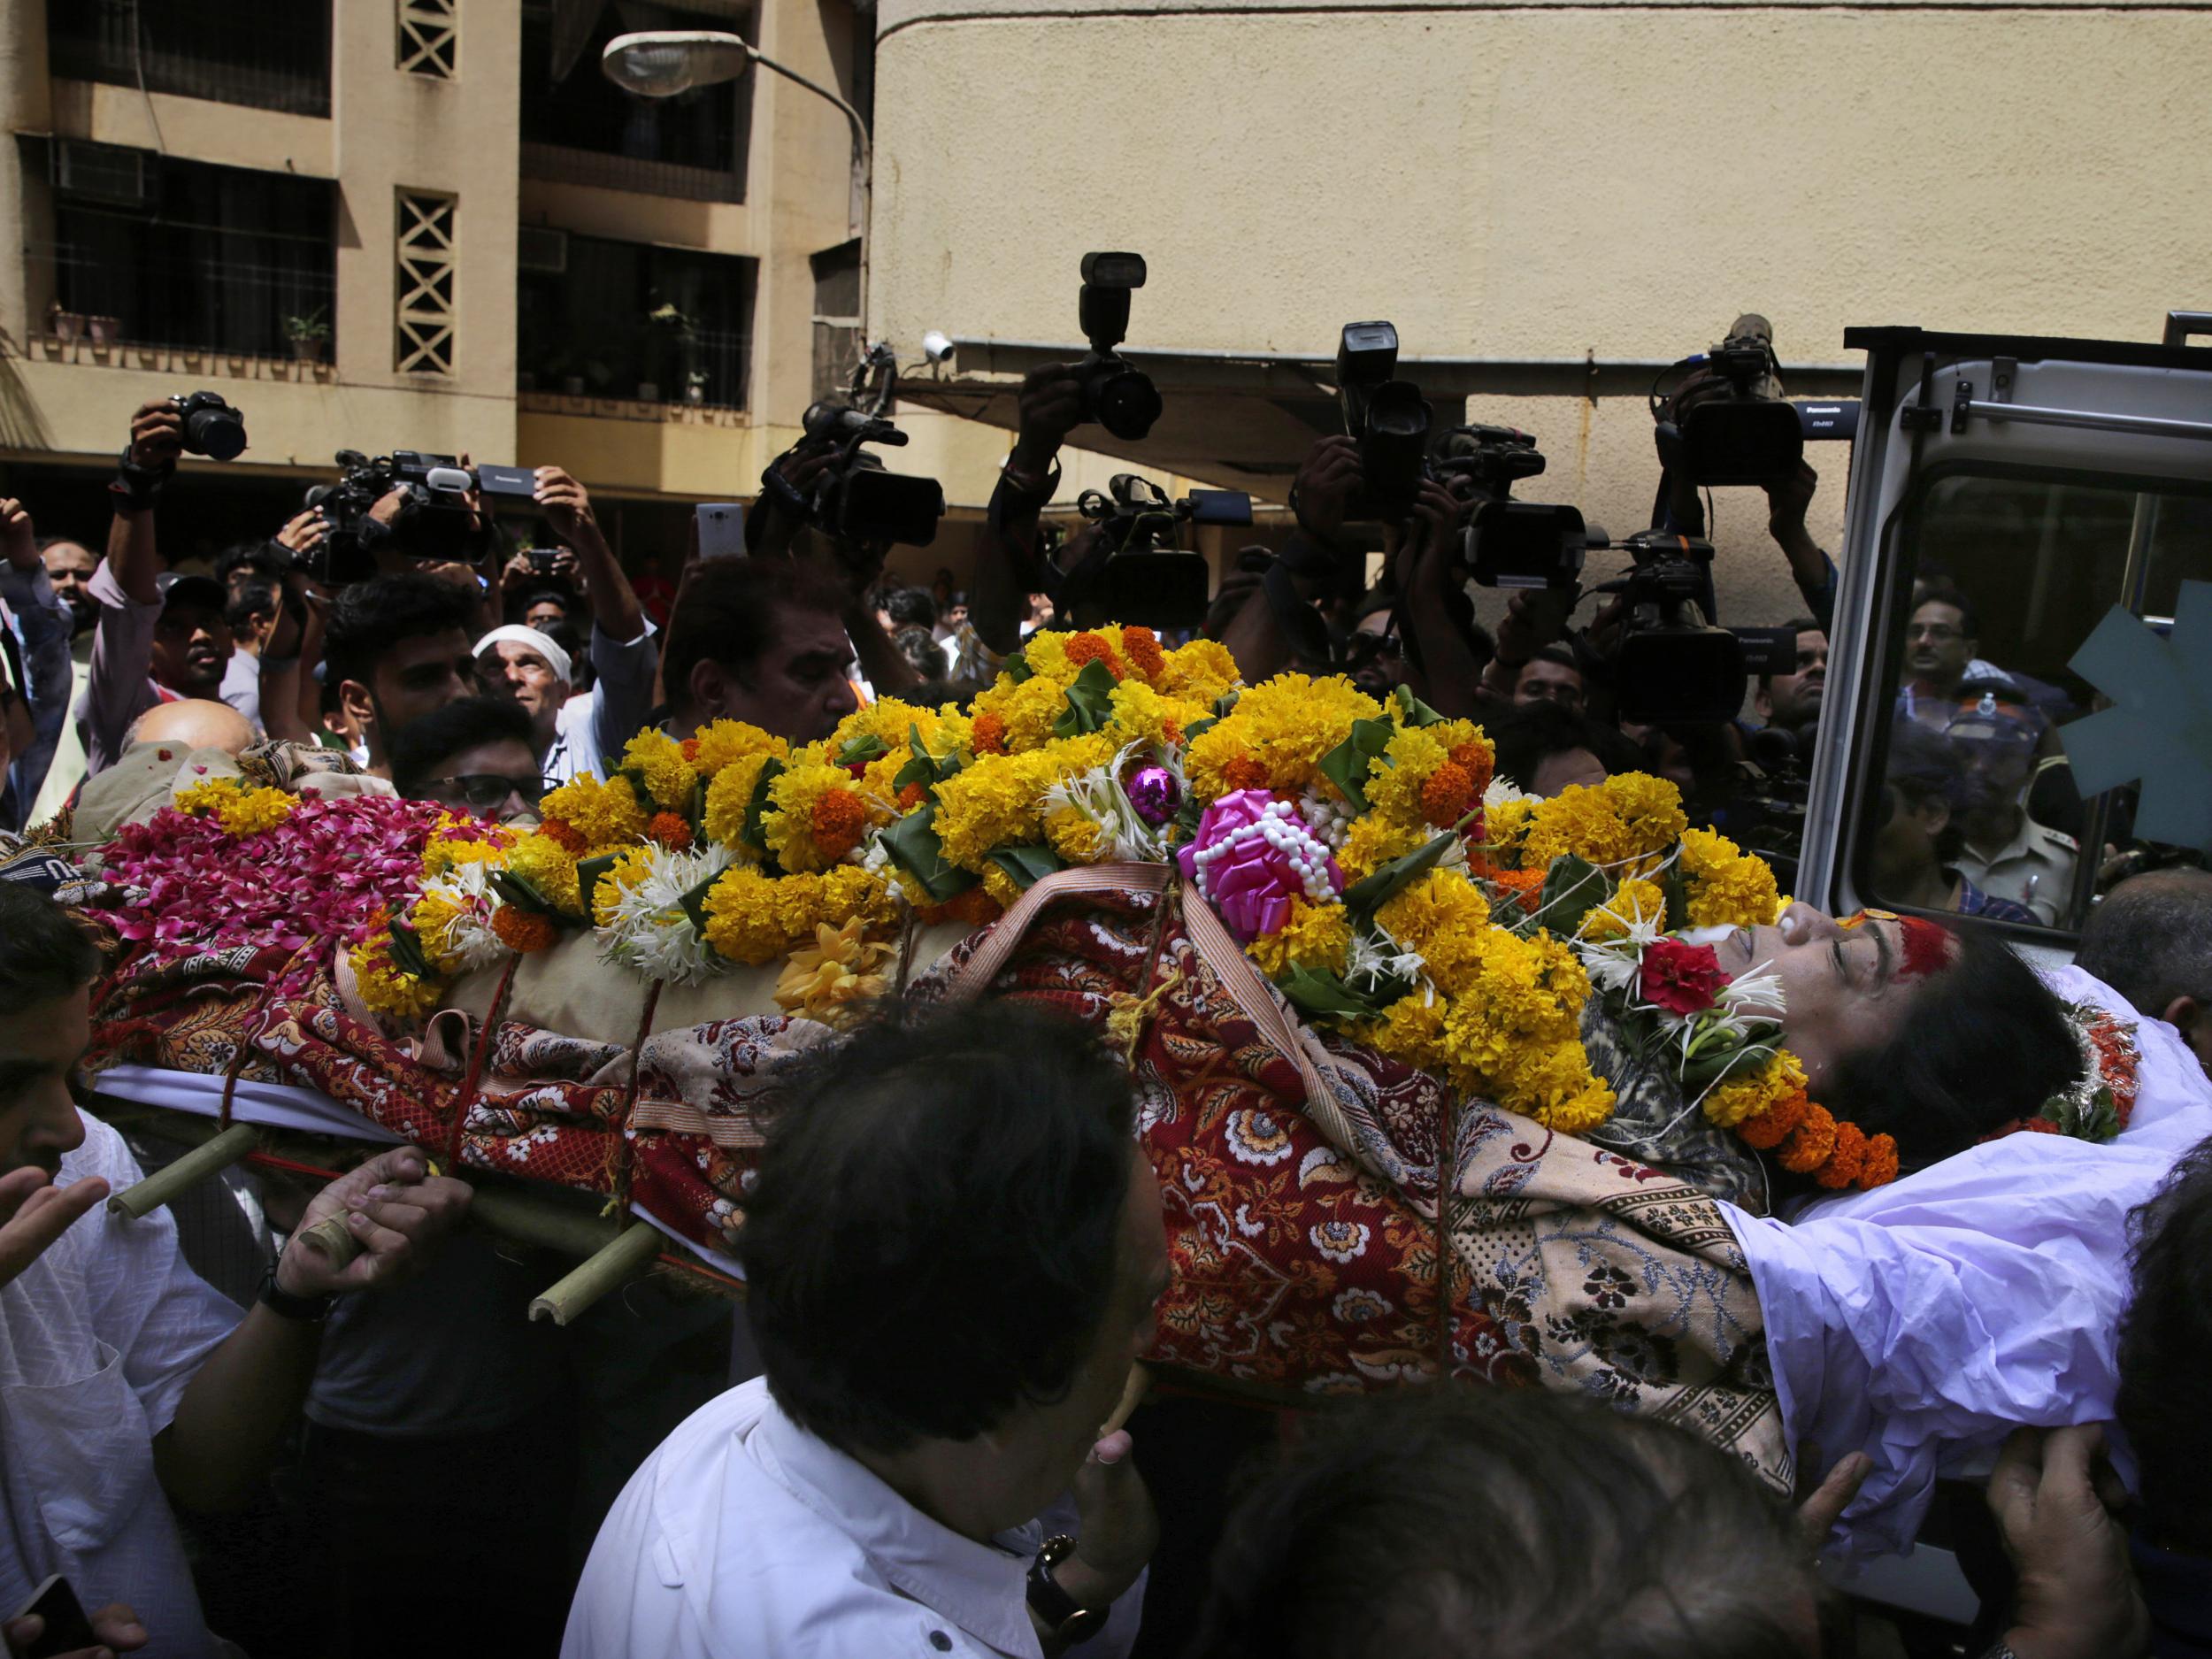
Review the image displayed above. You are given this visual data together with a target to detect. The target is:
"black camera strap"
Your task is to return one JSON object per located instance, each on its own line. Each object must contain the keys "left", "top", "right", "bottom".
{"left": 111, "top": 446, "right": 173, "bottom": 511}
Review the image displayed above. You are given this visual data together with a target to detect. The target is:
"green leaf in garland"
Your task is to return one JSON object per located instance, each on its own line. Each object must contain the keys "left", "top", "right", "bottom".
{"left": 488, "top": 869, "right": 554, "bottom": 916}
{"left": 1660, "top": 860, "right": 1693, "bottom": 934}
{"left": 835, "top": 733, "right": 890, "bottom": 769}
{"left": 1052, "top": 659, "right": 1120, "bottom": 739}
{"left": 741, "top": 757, "right": 785, "bottom": 860}
{"left": 985, "top": 843, "right": 1066, "bottom": 890}
{"left": 677, "top": 867, "right": 727, "bottom": 938}
{"left": 1391, "top": 684, "right": 1448, "bottom": 727}
{"left": 1681, "top": 1033, "right": 1775, "bottom": 1094}
{"left": 1181, "top": 716, "right": 1217, "bottom": 744}
{"left": 1005, "top": 650, "right": 1033, "bottom": 684}
{"left": 1276, "top": 963, "right": 1386, "bottom": 1019}
{"left": 1343, "top": 827, "right": 1461, "bottom": 921}
{"left": 618, "top": 768, "right": 655, "bottom": 814}
{"left": 1212, "top": 689, "right": 1240, "bottom": 719}
{"left": 893, "top": 721, "right": 964, "bottom": 793}
{"left": 879, "top": 805, "right": 978, "bottom": 902}
{"left": 1317, "top": 716, "right": 1395, "bottom": 811}
{"left": 386, "top": 918, "right": 432, "bottom": 980}
{"left": 1530, "top": 853, "right": 1609, "bottom": 939}
{"left": 685, "top": 772, "right": 709, "bottom": 841}
{"left": 575, "top": 851, "right": 623, "bottom": 921}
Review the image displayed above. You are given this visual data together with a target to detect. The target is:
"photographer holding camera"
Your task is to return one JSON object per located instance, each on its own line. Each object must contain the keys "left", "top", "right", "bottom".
{"left": 472, "top": 466, "right": 654, "bottom": 787}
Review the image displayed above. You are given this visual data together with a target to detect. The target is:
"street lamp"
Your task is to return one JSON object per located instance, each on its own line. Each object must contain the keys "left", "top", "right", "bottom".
{"left": 602, "top": 30, "right": 872, "bottom": 343}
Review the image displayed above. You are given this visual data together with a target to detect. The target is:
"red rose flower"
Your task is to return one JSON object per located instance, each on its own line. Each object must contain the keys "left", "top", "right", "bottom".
{"left": 1639, "top": 937, "right": 1728, "bottom": 1016}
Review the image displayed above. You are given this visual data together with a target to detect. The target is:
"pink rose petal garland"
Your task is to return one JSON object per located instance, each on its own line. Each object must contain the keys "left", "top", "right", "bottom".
{"left": 97, "top": 792, "right": 471, "bottom": 996}
{"left": 1175, "top": 787, "right": 1343, "bottom": 942}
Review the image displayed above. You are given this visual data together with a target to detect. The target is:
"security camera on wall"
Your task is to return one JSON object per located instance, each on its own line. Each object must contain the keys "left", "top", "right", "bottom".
{"left": 921, "top": 330, "right": 954, "bottom": 365}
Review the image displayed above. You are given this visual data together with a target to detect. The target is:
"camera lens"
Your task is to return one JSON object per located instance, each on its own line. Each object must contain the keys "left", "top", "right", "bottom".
{"left": 1090, "top": 364, "right": 1162, "bottom": 442}
{"left": 182, "top": 400, "right": 248, "bottom": 461}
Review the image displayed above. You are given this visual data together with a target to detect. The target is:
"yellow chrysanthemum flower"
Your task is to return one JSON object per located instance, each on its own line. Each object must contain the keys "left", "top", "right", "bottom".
{"left": 1246, "top": 900, "right": 1355, "bottom": 979}
{"left": 347, "top": 936, "right": 443, "bottom": 1021}
{"left": 700, "top": 752, "right": 779, "bottom": 856}
{"left": 1601, "top": 772, "right": 1689, "bottom": 860}
{"left": 1014, "top": 629, "right": 1079, "bottom": 689}
{"left": 1044, "top": 805, "right": 1112, "bottom": 865}
{"left": 1104, "top": 680, "right": 1205, "bottom": 751}
{"left": 1362, "top": 726, "right": 1452, "bottom": 832}
{"left": 176, "top": 778, "right": 295, "bottom": 835}
{"left": 1679, "top": 826, "right": 1782, "bottom": 930}
{"left": 420, "top": 824, "right": 513, "bottom": 878}
{"left": 1337, "top": 814, "right": 1425, "bottom": 883}
{"left": 699, "top": 866, "right": 787, "bottom": 965}
{"left": 1156, "top": 637, "right": 1240, "bottom": 705}
{"left": 1184, "top": 674, "right": 1380, "bottom": 801}
{"left": 969, "top": 675, "right": 1068, "bottom": 756}
{"left": 539, "top": 773, "right": 647, "bottom": 851}
{"left": 621, "top": 729, "right": 699, "bottom": 813}
{"left": 1375, "top": 870, "right": 1494, "bottom": 995}
{"left": 1698, "top": 1048, "right": 1801, "bottom": 1130}
{"left": 687, "top": 719, "right": 787, "bottom": 780}
{"left": 505, "top": 830, "right": 584, "bottom": 918}
{"left": 759, "top": 762, "right": 868, "bottom": 874}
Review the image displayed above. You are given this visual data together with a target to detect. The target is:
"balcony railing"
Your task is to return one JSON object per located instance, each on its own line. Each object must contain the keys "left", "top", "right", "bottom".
{"left": 518, "top": 325, "right": 749, "bottom": 411}
{"left": 32, "top": 248, "right": 335, "bottom": 363}
{"left": 47, "top": 0, "right": 332, "bottom": 118}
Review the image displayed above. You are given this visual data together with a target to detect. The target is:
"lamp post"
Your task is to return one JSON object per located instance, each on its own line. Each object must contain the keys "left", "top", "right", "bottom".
{"left": 601, "top": 30, "right": 872, "bottom": 346}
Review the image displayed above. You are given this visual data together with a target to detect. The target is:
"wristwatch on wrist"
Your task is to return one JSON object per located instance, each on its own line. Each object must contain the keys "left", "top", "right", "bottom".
{"left": 111, "top": 445, "right": 173, "bottom": 511}
{"left": 1000, "top": 451, "right": 1061, "bottom": 501}
{"left": 257, "top": 1258, "right": 335, "bottom": 1325}
{"left": 1026, "top": 1534, "right": 1104, "bottom": 1646}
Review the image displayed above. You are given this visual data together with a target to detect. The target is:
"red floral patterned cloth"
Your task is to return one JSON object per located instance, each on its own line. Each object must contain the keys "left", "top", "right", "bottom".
{"left": 85, "top": 879, "right": 1787, "bottom": 1487}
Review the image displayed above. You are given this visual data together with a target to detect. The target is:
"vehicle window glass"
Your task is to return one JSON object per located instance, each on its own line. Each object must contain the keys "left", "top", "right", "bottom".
{"left": 1856, "top": 466, "right": 2212, "bottom": 933}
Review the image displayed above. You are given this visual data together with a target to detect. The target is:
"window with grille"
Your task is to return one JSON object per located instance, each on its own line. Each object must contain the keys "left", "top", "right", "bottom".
{"left": 396, "top": 191, "right": 457, "bottom": 374}
{"left": 397, "top": 0, "right": 457, "bottom": 78}
{"left": 46, "top": 0, "right": 333, "bottom": 118}
{"left": 516, "top": 228, "right": 754, "bottom": 408}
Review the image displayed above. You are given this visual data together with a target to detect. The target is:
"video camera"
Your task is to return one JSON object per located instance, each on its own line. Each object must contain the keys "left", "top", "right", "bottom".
{"left": 796, "top": 402, "right": 947, "bottom": 549}
{"left": 1652, "top": 314, "right": 1803, "bottom": 487}
{"left": 1732, "top": 721, "right": 1815, "bottom": 889}
{"left": 301, "top": 449, "right": 525, "bottom": 581}
{"left": 1075, "top": 252, "right": 1164, "bottom": 442}
{"left": 1443, "top": 426, "right": 1589, "bottom": 592}
{"left": 1064, "top": 472, "right": 1251, "bottom": 631}
{"left": 1334, "top": 321, "right": 1432, "bottom": 520}
{"left": 1593, "top": 531, "right": 1796, "bottom": 724}
{"left": 170, "top": 390, "right": 248, "bottom": 461}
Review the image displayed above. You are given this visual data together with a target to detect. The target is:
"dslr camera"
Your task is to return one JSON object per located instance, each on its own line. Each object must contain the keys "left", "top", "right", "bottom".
{"left": 1333, "top": 321, "right": 1432, "bottom": 520}
{"left": 1064, "top": 472, "right": 1251, "bottom": 631}
{"left": 1442, "top": 425, "right": 1588, "bottom": 591}
{"left": 301, "top": 449, "right": 516, "bottom": 581}
{"left": 1594, "top": 531, "right": 1796, "bottom": 724}
{"left": 1074, "top": 252, "right": 1164, "bottom": 442}
{"left": 795, "top": 402, "right": 947, "bottom": 549}
{"left": 170, "top": 390, "right": 248, "bottom": 462}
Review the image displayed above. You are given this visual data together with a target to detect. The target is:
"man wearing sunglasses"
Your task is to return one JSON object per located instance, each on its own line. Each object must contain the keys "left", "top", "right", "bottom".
{"left": 388, "top": 695, "right": 544, "bottom": 824}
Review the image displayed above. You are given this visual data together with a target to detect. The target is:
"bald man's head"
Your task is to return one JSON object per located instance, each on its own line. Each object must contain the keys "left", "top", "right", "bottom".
{"left": 127, "top": 698, "right": 257, "bottom": 757}
{"left": 2078, "top": 867, "right": 2212, "bottom": 1074}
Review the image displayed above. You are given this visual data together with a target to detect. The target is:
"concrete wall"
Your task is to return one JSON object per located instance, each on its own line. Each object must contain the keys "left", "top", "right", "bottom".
{"left": 867, "top": 0, "right": 2212, "bottom": 625}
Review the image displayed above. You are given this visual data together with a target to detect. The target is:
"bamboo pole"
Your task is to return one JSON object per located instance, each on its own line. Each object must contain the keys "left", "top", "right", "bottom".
{"left": 105, "top": 1124, "right": 261, "bottom": 1220}
{"left": 528, "top": 1224, "right": 664, "bottom": 1325}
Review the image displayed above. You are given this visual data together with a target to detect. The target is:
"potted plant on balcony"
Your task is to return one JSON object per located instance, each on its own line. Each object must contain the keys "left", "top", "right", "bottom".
{"left": 87, "top": 314, "right": 124, "bottom": 347}
{"left": 46, "top": 302, "right": 85, "bottom": 342}
{"left": 285, "top": 309, "right": 331, "bottom": 365}
{"left": 684, "top": 369, "right": 710, "bottom": 406}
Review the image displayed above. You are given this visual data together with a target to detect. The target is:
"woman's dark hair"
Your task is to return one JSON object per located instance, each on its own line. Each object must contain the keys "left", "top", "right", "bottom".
{"left": 1189, "top": 1386, "right": 1822, "bottom": 1659}
{"left": 738, "top": 999, "right": 1138, "bottom": 1455}
{"left": 323, "top": 573, "right": 476, "bottom": 695}
{"left": 1824, "top": 927, "right": 2083, "bottom": 1171}
{"left": 0, "top": 884, "right": 104, "bottom": 1006}
{"left": 661, "top": 558, "right": 850, "bottom": 718}
{"left": 2117, "top": 1138, "right": 2212, "bottom": 1554}
{"left": 889, "top": 624, "right": 943, "bottom": 682}
{"left": 388, "top": 696, "right": 537, "bottom": 800}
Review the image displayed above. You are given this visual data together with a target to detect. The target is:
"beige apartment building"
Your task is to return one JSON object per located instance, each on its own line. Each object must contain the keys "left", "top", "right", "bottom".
{"left": 869, "top": 0, "right": 2212, "bottom": 625}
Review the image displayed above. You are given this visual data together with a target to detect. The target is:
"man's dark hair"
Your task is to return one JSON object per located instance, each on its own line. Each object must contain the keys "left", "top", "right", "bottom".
{"left": 0, "top": 884, "right": 103, "bottom": 1007}
{"left": 1190, "top": 1386, "right": 1822, "bottom": 1659}
{"left": 214, "top": 540, "right": 285, "bottom": 587}
{"left": 225, "top": 581, "right": 278, "bottom": 632}
{"left": 1883, "top": 721, "right": 1968, "bottom": 864}
{"left": 661, "top": 558, "right": 849, "bottom": 716}
{"left": 889, "top": 624, "right": 942, "bottom": 682}
{"left": 884, "top": 586, "right": 938, "bottom": 632}
{"left": 323, "top": 573, "right": 475, "bottom": 695}
{"left": 1914, "top": 585, "right": 1980, "bottom": 639}
{"left": 1486, "top": 700, "right": 1639, "bottom": 792}
{"left": 389, "top": 695, "right": 536, "bottom": 800}
{"left": 1519, "top": 642, "right": 1582, "bottom": 681}
{"left": 512, "top": 584, "right": 575, "bottom": 626}
{"left": 738, "top": 1000, "right": 1138, "bottom": 1455}
{"left": 1758, "top": 617, "right": 1823, "bottom": 691}
{"left": 2117, "top": 1137, "right": 2212, "bottom": 1554}
{"left": 1825, "top": 927, "right": 2083, "bottom": 1171}
{"left": 2074, "top": 868, "right": 2212, "bottom": 1023}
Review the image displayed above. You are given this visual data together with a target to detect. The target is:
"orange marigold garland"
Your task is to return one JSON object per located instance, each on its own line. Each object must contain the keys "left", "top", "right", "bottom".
{"left": 895, "top": 781, "right": 928, "bottom": 811}
{"left": 491, "top": 907, "right": 558, "bottom": 953}
{"left": 1858, "top": 1133, "right": 1901, "bottom": 1187}
{"left": 1778, "top": 1102, "right": 1839, "bottom": 1174}
{"left": 1419, "top": 762, "right": 1477, "bottom": 828}
{"left": 810, "top": 787, "right": 868, "bottom": 860}
{"left": 1221, "top": 756, "right": 1271, "bottom": 794}
{"left": 540, "top": 818, "right": 589, "bottom": 856}
{"left": 1737, "top": 1086, "right": 1809, "bottom": 1150}
{"left": 1064, "top": 632, "right": 1123, "bottom": 677}
{"left": 1119, "top": 626, "right": 1165, "bottom": 680}
{"left": 1448, "top": 740, "right": 1495, "bottom": 798}
{"left": 972, "top": 711, "right": 1009, "bottom": 755}
{"left": 646, "top": 811, "right": 694, "bottom": 851}
{"left": 1816, "top": 1121, "right": 1870, "bottom": 1189}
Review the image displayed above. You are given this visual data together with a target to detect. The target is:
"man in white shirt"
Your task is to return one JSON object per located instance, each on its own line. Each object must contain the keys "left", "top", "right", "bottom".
{"left": 478, "top": 469, "right": 656, "bottom": 787}
{"left": 566, "top": 1002, "right": 1166, "bottom": 1658}
{"left": 0, "top": 884, "right": 470, "bottom": 1657}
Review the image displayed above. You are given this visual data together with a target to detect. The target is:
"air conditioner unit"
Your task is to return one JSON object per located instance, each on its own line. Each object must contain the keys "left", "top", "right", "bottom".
{"left": 518, "top": 225, "right": 569, "bottom": 274}
{"left": 50, "top": 140, "right": 154, "bottom": 208}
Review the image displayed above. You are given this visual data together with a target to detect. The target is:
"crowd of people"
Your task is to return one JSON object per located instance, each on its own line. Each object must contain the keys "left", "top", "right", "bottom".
{"left": 0, "top": 373, "right": 2205, "bottom": 1659}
